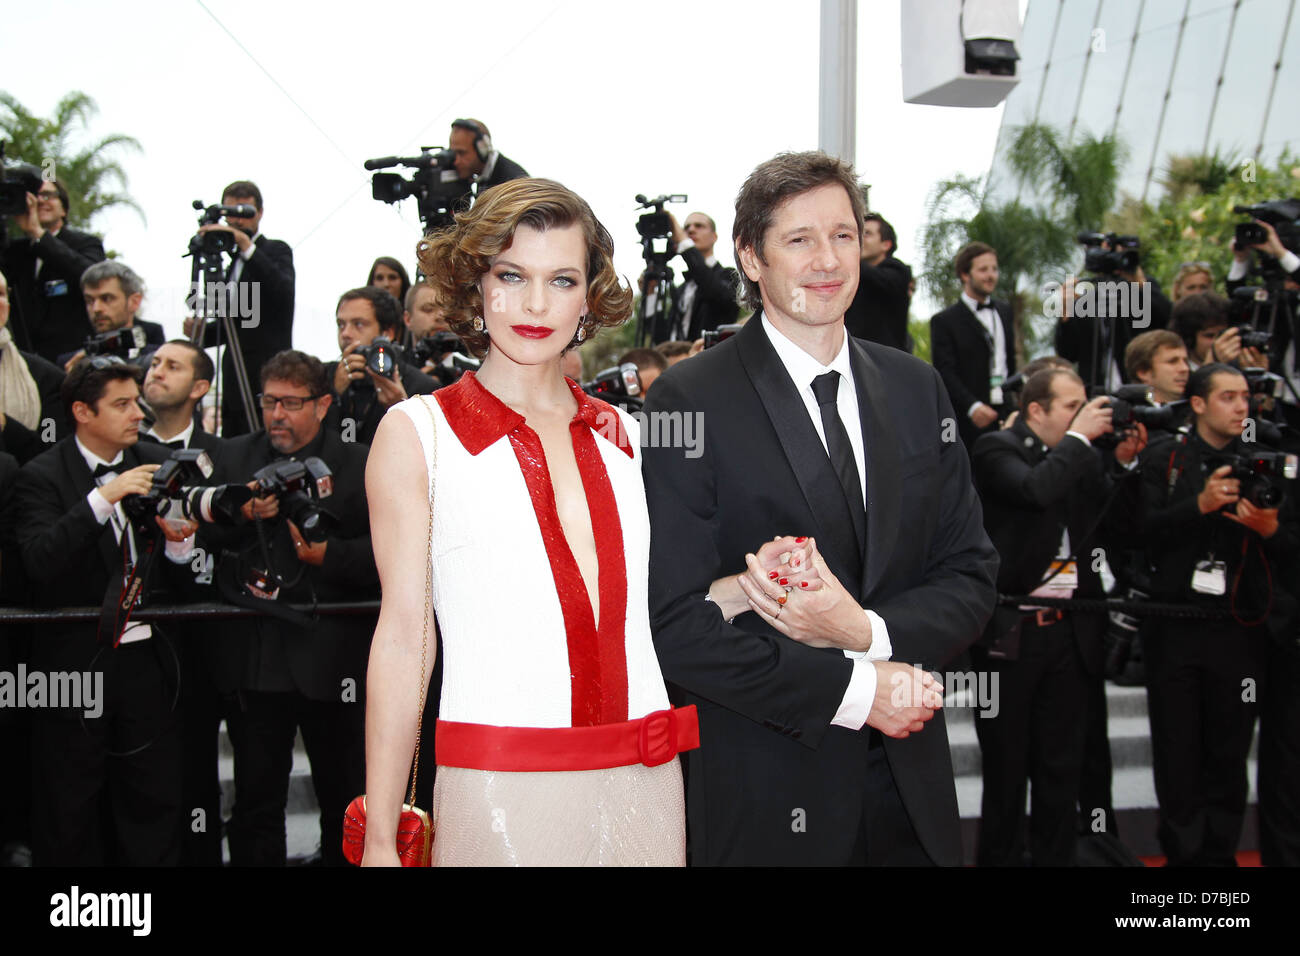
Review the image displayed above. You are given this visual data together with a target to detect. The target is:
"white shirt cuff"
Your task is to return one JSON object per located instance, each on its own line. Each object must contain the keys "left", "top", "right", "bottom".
{"left": 165, "top": 535, "right": 197, "bottom": 564}
{"left": 832, "top": 659, "right": 877, "bottom": 730}
{"left": 241, "top": 243, "right": 256, "bottom": 261}
{"left": 1227, "top": 259, "right": 1249, "bottom": 281}
{"left": 1065, "top": 429, "right": 1092, "bottom": 446}
{"left": 967, "top": 402, "right": 985, "bottom": 419}
{"left": 675, "top": 238, "right": 696, "bottom": 255}
{"left": 842, "top": 608, "right": 892, "bottom": 661}
{"left": 1280, "top": 250, "right": 1300, "bottom": 275}
{"left": 87, "top": 488, "right": 115, "bottom": 524}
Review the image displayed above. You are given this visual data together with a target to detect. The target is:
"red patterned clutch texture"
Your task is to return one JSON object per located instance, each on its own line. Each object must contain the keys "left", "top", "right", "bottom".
{"left": 342, "top": 795, "right": 434, "bottom": 867}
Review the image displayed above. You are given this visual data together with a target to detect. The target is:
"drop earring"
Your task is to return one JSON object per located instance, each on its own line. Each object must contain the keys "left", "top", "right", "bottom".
{"left": 471, "top": 316, "right": 484, "bottom": 332}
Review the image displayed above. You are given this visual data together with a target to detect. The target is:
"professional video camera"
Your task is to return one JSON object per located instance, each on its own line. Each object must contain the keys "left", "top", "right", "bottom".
{"left": 250, "top": 458, "right": 336, "bottom": 542}
{"left": 1091, "top": 384, "right": 1188, "bottom": 446}
{"left": 410, "top": 330, "right": 479, "bottom": 386}
{"left": 583, "top": 363, "right": 643, "bottom": 413}
{"left": 0, "top": 148, "right": 43, "bottom": 218}
{"left": 633, "top": 192, "right": 687, "bottom": 345}
{"left": 1204, "top": 448, "right": 1299, "bottom": 509}
{"left": 83, "top": 326, "right": 147, "bottom": 359}
{"left": 354, "top": 336, "right": 398, "bottom": 380}
{"left": 1077, "top": 232, "right": 1141, "bottom": 275}
{"left": 188, "top": 199, "right": 258, "bottom": 257}
{"left": 1233, "top": 198, "right": 1300, "bottom": 251}
{"left": 365, "top": 148, "right": 473, "bottom": 232}
{"left": 703, "top": 323, "right": 743, "bottom": 349}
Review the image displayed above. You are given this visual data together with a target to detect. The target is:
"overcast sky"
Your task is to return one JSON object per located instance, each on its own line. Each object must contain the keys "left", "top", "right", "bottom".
{"left": 5, "top": 0, "right": 1009, "bottom": 361}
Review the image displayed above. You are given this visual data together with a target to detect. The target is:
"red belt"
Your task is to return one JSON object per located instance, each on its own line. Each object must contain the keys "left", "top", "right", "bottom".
{"left": 435, "top": 706, "right": 699, "bottom": 772}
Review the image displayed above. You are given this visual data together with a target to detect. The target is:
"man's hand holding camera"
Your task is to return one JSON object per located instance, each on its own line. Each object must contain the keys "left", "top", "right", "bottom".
{"left": 334, "top": 342, "right": 408, "bottom": 408}
{"left": 196, "top": 221, "right": 254, "bottom": 255}
{"left": 1198, "top": 463, "right": 1279, "bottom": 537}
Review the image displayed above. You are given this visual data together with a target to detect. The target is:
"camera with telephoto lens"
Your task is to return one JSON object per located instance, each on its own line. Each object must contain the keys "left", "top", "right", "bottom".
{"left": 188, "top": 199, "right": 258, "bottom": 257}
{"left": 354, "top": 336, "right": 397, "bottom": 380}
{"left": 365, "top": 148, "right": 473, "bottom": 232}
{"left": 120, "top": 448, "right": 245, "bottom": 534}
{"left": 250, "top": 458, "right": 335, "bottom": 542}
{"left": 1077, "top": 232, "right": 1141, "bottom": 275}
{"left": 583, "top": 363, "right": 643, "bottom": 413}
{"left": 1205, "top": 449, "right": 1299, "bottom": 509}
{"left": 703, "top": 323, "right": 743, "bottom": 349}
{"left": 83, "top": 326, "right": 147, "bottom": 359}
{"left": 0, "top": 151, "right": 43, "bottom": 218}
{"left": 1090, "top": 384, "right": 1187, "bottom": 447}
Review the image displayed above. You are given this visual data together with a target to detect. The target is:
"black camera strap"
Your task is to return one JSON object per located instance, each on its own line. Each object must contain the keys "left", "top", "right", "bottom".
{"left": 97, "top": 521, "right": 160, "bottom": 648}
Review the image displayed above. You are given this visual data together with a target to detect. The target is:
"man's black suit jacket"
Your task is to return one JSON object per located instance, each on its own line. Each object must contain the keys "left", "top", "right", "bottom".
{"left": 651, "top": 249, "right": 741, "bottom": 344}
{"left": 200, "top": 427, "right": 376, "bottom": 701}
{"left": 1, "top": 226, "right": 106, "bottom": 362}
{"left": 930, "top": 299, "right": 1016, "bottom": 451}
{"left": 844, "top": 256, "right": 913, "bottom": 352}
{"left": 642, "top": 315, "right": 999, "bottom": 865}
{"left": 7, "top": 437, "right": 178, "bottom": 673}
{"left": 1054, "top": 278, "right": 1172, "bottom": 388}
{"left": 198, "top": 235, "right": 295, "bottom": 435}
{"left": 475, "top": 153, "right": 529, "bottom": 197}
{"left": 0, "top": 348, "right": 67, "bottom": 464}
{"left": 971, "top": 420, "right": 1115, "bottom": 674}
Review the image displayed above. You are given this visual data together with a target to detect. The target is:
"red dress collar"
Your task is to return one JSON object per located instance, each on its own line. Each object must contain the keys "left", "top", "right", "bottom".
{"left": 434, "top": 370, "right": 634, "bottom": 458}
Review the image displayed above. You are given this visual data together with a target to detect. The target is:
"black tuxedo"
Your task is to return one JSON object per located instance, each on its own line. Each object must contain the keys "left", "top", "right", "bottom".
{"left": 642, "top": 315, "right": 999, "bottom": 865}
{"left": 0, "top": 347, "right": 68, "bottom": 464}
{"left": 844, "top": 256, "right": 913, "bottom": 352}
{"left": 651, "top": 248, "right": 741, "bottom": 344}
{"left": 7, "top": 437, "right": 184, "bottom": 865}
{"left": 475, "top": 152, "right": 529, "bottom": 197}
{"left": 1, "top": 225, "right": 107, "bottom": 362}
{"left": 970, "top": 421, "right": 1116, "bottom": 864}
{"left": 201, "top": 425, "right": 375, "bottom": 865}
{"left": 197, "top": 234, "right": 295, "bottom": 436}
{"left": 930, "top": 299, "right": 1016, "bottom": 452}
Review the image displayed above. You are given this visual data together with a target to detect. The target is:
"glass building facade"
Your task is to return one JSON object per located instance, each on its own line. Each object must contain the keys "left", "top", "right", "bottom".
{"left": 989, "top": 0, "right": 1299, "bottom": 203}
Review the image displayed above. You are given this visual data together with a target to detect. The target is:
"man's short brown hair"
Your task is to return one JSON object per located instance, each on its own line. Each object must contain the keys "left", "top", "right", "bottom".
{"left": 732, "top": 151, "right": 865, "bottom": 311}
{"left": 1124, "top": 329, "right": 1186, "bottom": 381}
{"left": 955, "top": 242, "right": 996, "bottom": 280}
{"left": 222, "top": 180, "right": 264, "bottom": 210}
{"left": 260, "top": 349, "right": 328, "bottom": 396}
{"left": 1020, "top": 366, "right": 1083, "bottom": 417}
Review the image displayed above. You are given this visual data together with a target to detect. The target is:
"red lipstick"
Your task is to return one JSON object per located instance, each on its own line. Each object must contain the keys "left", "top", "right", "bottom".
{"left": 511, "top": 325, "right": 554, "bottom": 339}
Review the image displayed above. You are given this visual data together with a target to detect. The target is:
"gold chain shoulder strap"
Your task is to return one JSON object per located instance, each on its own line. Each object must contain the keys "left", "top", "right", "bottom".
{"left": 407, "top": 395, "right": 439, "bottom": 808}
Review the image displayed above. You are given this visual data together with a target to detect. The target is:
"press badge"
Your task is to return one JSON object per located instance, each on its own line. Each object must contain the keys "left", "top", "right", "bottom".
{"left": 1191, "top": 559, "right": 1227, "bottom": 596}
{"left": 1045, "top": 559, "right": 1078, "bottom": 589}
{"left": 990, "top": 374, "right": 1004, "bottom": 406}
{"left": 43, "top": 278, "right": 69, "bottom": 298}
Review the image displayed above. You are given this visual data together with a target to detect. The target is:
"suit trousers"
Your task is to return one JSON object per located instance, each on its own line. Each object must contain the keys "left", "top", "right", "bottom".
{"left": 31, "top": 639, "right": 183, "bottom": 866}
{"left": 972, "top": 616, "right": 1087, "bottom": 866}
{"left": 1257, "top": 636, "right": 1300, "bottom": 866}
{"left": 1144, "top": 619, "right": 1261, "bottom": 866}
{"left": 225, "top": 689, "right": 364, "bottom": 866}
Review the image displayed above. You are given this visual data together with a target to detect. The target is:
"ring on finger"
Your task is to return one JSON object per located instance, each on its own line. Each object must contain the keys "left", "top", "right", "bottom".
{"left": 776, "top": 593, "right": 788, "bottom": 607}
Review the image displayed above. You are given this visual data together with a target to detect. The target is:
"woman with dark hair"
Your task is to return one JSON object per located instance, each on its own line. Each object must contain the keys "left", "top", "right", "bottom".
{"left": 366, "top": 256, "right": 411, "bottom": 306}
{"left": 360, "top": 179, "right": 695, "bottom": 866}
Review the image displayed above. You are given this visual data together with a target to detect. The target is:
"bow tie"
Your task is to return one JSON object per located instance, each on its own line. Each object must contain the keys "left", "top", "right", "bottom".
{"left": 92, "top": 462, "right": 121, "bottom": 480}
{"left": 971, "top": 301, "right": 991, "bottom": 313}
{"left": 162, "top": 439, "right": 185, "bottom": 450}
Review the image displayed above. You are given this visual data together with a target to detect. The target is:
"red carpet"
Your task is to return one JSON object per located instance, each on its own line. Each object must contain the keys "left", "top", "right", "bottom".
{"left": 1137, "top": 850, "right": 1262, "bottom": 867}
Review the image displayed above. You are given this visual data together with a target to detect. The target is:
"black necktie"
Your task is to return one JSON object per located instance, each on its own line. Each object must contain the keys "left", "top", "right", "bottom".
{"left": 810, "top": 371, "right": 866, "bottom": 553}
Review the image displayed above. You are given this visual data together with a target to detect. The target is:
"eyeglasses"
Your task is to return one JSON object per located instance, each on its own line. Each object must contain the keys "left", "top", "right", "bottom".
{"left": 257, "top": 393, "right": 319, "bottom": 412}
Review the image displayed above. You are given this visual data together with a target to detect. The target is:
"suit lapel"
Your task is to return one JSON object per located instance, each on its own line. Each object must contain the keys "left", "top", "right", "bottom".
{"left": 848, "top": 339, "right": 902, "bottom": 601}
{"left": 734, "top": 316, "right": 863, "bottom": 584}
{"left": 61, "top": 440, "right": 125, "bottom": 575}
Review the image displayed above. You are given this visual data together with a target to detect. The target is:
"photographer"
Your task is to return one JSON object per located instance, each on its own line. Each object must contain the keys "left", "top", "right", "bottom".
{"left": 202, "top": 350, "right": 377, "bottom": 866}
{"left": 1169, "top": 291, "right": 1267, "bottom": 372}
{"left": 61, "top": 261, "right": 164, "bottom": 372}
{"left": 449, "top": 118, "right": 528, "bottom": 199}
{"left": 650, "top": 211, "right": 741, "bottom": 345}
{"left": 0, "top": 178, "right": 106, "bottom": 363}
{"left": 844, "top": 212, "right": 913, "bottom": 352}
{"left": 326, "top": 286, "right": 436, "bottom": 448}
{"left": 971, "top": 367, "right": 1145, "bottom": 865}
{"left": 1137, "top": 362, "right": 1294, "bottom": 865}
{"left": 186, "top": 181, "right": 295, "bottom": 438}
{"left": 0, "top": 271, "right": 68, "bottom": 465}
{"left": 5, "top": 356, "right": 197, "bottom": 865}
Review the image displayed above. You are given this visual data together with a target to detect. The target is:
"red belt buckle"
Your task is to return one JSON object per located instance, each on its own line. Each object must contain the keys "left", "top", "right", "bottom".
{"left": 637, "top": 709, "right": 678, "bottom": 767}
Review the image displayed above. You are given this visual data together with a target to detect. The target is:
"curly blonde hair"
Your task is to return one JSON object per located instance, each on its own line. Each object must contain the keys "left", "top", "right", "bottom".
{"left": 416, "top": 178, "right": 632, "bottom": 356}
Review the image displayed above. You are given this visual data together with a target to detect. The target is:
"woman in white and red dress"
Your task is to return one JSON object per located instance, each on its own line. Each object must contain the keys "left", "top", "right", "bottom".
{"left": 360, "top": 179, "right": 696, "bottom": 866}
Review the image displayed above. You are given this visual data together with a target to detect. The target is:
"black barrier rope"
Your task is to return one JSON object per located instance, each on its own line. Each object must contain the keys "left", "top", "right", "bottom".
{"left": 0, "top": 600, "right": 380, "bottom": 625}
{"left": 997, "top": 593, "right": 1242, "bottom": 620}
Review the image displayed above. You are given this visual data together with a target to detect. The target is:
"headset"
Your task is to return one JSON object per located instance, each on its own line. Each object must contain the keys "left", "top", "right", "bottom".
{"left": 451, "top": 118, "right": 492, "bottom": 162}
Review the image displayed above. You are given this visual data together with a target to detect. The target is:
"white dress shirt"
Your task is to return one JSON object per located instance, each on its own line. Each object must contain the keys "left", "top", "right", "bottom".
{"left": 759, "top": 315, "right": 894, "bottom": 730}
{"left": 960, "top": 291, "right": 1007, "bottom": 413}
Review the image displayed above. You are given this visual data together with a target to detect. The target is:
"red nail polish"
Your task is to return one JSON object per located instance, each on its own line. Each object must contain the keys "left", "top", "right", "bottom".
{"left": 795, "top": 537, "right": 807, "bottom": 543}
{"left": 800, "top": 581, "right": 809, "bottom": 589}
{"left": 779, "top": 577, "right": 788, "bottom": 586}
{"left": 792, "top": 557, "right": 802, "bottom": 568}
{"left": 768, "top": 571, "right": 778, "bottom": 580}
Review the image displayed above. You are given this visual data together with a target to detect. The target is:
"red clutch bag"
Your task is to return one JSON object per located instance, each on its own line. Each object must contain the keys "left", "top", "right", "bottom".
{"left": 342, "top": 796, "right": 433, "bottom": 867}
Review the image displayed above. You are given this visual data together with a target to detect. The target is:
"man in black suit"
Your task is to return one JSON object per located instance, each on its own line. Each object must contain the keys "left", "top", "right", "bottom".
{"left": 202, "top": 350, "right": 377, "bottom": 866}
{"left": 325, "top": 286, "right": 436, "bottom": 448}
{"left": 642, "top": 151, "right": 999, "bottom": 866}
{"left": 971, "top": 366, "right": 1144, "bottom": 865}
{"left": 931, "top": 242, "right": 1017, "bottom": 454}
{"left": 0, "top": 178, "right": 106, "bottom": 363}
{"left": 650, "top": 211, "right": 741, "bottom": 345}
{"left": 0, "top": 270, "right": 69, "bottom": 465}
{"left": 844, "top": 212, "right": 913, "bottom": 351}
{"left": 449, "top": 118, "right": 528, "bottom": 199}
{"left": 7, "top": 356, "right": 196, "bottom": 865}
{"left": 59, "top": 260, "right": 164, "bottom": 371}
{"left": 1054, "top": 269, "right": 1173, "bottom": 390}
{"left": 139, "top": 340, "right": 221, "bottom": 455}
{"left": 186, "top": 180, "right": 295, "bottom": 438}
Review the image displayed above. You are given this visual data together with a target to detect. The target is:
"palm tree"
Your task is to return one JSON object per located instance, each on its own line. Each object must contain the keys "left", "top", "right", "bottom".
{"left": 1, "top": 91, "right": 142, "bottom": 230}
